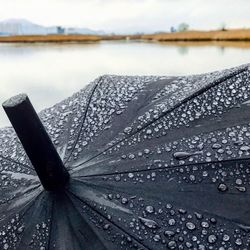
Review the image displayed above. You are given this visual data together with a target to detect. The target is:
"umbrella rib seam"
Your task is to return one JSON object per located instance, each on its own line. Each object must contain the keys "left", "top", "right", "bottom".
{"left": 0, "top": 189, "right": 43, "bottom": 224}
{"left": 0, "top": 184, "right": 41, "bottom": 208}
{"left": 0, "top": 154, "right": 34, "bottom": 171}
{"left": 68, "top": 190, "right": 152, "bottom": 250}
{"left": 72, "top": 178, "right": 250, "bottom": 229}
{"left": 2, "top": 191, "right": 44, "bottom": 249}
{"left": 64, "top": 78, "right": 101, "bottom": 165}
{"left": 64, "top": 191, "right": 110, "bottom": 250}
{"left": 74, "top": 155, "right": 250, "bottom": 178}
{"left": 72, "top": 180, "right": 250, "bottom": 231}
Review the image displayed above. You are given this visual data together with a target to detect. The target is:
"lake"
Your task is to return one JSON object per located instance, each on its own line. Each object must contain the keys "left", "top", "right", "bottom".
{"left": 0, "top": 40, "right": 250, "bottom": 127}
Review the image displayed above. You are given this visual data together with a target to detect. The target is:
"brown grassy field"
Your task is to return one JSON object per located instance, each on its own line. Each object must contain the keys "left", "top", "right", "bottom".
{"left": 0, "top": 34, "right": 142, "bottom": 43}
{"left": 154, "top": 40, "right": 250, "bottom": 48}
{"left": 101, "top": 34, "right": 142, "bottom": 40}
{"left": 141, "top": 29, "right": 250, "bottom": 42}
{"left": 1, "top": 29, "right": 250, "bottom": 43}
{"left": 0, "top": 34, "right": 102, "bottom": 43}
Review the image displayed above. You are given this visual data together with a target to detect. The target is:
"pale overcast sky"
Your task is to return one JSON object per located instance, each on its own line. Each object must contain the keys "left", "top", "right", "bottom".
{"left": 0, "top": 0, "right": 250, "bottom": 33}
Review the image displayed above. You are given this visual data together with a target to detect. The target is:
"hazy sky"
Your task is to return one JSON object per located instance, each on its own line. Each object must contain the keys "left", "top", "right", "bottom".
{"left": 1, "top": 0, "right": 250, "bottom": 33}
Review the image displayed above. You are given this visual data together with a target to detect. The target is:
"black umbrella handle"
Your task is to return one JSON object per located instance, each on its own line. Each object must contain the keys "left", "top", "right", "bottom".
{"left": 2, "top": 94, "right": 69, "bottom": 191}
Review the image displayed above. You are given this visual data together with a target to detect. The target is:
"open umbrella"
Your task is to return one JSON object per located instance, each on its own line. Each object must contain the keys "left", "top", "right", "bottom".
{"left": 0, "top": 64, "right": 250, "bottom": 250}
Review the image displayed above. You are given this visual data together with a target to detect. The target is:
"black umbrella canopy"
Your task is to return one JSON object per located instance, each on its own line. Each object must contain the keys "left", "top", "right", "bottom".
{"left": 0, "top": 64, "right": 250, "bottom": 249}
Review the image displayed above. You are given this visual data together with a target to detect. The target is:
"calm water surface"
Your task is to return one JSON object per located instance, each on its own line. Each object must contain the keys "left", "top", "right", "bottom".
{"left": 0, "top": 40, "right": 250, "bottom": 127}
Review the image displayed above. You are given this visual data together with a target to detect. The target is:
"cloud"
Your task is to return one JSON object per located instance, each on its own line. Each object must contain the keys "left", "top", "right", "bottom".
{"left": 0, "top": 0, "right": 249, "bottom": 33}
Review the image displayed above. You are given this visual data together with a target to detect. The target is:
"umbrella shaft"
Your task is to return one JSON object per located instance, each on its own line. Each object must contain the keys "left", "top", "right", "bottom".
{"left": 2, "top": 94, "right": 70, "bottom": 191}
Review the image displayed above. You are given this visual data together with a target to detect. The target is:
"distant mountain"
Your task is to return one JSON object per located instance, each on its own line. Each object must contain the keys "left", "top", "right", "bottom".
{"left": 0, "top": 19, "right": 56, "bottom": 35}
{"left": 65, "top": 27, "right": 105, "bottom": 35}
{"left": 0, "top": 19, "right": 104, "bottom": 35}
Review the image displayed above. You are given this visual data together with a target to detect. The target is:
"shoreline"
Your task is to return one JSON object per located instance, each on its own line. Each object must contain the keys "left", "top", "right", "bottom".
{"left": 141, "top": 29, "right": 250, "bottom": 42}
{"left": 0, "top": 34, "right": 102, "bottom": 43}
{"left": 0, "top": 29, "right": 250, "bottom": 43}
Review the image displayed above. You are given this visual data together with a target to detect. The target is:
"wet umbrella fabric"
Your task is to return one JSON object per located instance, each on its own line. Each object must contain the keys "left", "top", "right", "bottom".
{"left": 0, "top": 64, "right": 250, "bottom": 249}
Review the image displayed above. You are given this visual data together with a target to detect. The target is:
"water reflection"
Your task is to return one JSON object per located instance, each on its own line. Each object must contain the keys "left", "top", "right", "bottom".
{"left": 0, "top": 40, "right": 249, "bottom": 127}
{"left": 176, "top": 46, "right": 189, "bottom": 55}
